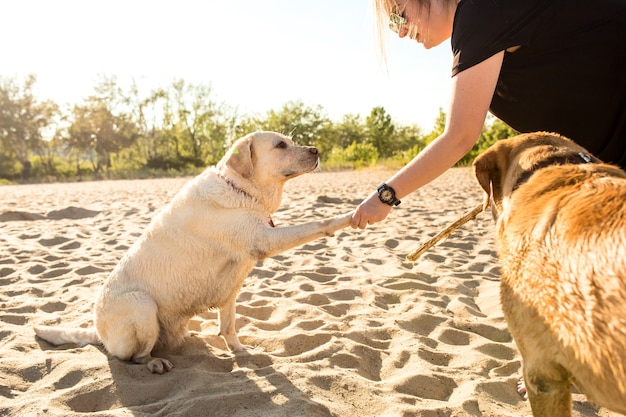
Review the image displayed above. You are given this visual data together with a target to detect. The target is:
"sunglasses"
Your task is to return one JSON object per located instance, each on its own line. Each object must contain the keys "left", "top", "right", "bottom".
{"left": 389, "top": 8, "right": 407, "bottom": 33}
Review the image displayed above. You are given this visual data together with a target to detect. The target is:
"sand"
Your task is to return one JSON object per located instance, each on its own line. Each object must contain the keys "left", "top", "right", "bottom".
{"left": 0, "top": 168, "right": 620, "bottom": 417}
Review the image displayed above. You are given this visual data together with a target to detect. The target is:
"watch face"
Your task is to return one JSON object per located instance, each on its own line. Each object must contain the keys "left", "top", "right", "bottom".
{"left": 380, "top": 189, "right": 393, "bottom": 202}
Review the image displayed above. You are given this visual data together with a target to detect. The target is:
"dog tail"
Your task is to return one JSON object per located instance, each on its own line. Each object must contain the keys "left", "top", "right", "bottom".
{"left": 34, "top": 325, "right": 100, "bottom": 347}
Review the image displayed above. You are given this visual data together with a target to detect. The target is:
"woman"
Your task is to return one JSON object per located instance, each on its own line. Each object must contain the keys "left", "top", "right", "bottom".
{"left": 351, "top": 0, "right": 626, "bottom": 229}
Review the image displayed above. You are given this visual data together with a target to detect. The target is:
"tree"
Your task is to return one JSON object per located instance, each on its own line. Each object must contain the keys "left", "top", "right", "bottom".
{"left": 365, "top": 106, "right": 395, "bottom": 158}
{"left": 241, "top": 100, "right": 334, "bottom": 156}
{"left": 0, "top": 74, "right": 59, "bottom": 180}
{"left": 32, "top": 112, "right": 67, "bottom": 178}
{"left": 457, "top": 115, "right": 519, "bottom": 166}
{"left": 171, "top": 79, "right": 208, "bottom": 165}
{"left": 479, "top": 116, "right": 518, "bottom": 150}
{"left": 393, "top": 124, "right": 425, "bottom": 164}
{"left": 62, "top": 76, "right": 140, "bottom": 174}
{"left": 148, "top": 79, "right": 235, "bottom": 169}
{"left": 122, "top": 81, "right": 167, "bottom": 163}
{"left": 334, "top": 113, "right": 366, "bottom": 149}
{"left": 67, "top": 99, "right": 138, "bottom": 174}
{"left": 423, "top": 107, "right": 447, "bottom": 145}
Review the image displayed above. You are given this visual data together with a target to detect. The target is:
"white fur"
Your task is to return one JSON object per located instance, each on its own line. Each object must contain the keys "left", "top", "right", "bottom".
{"left": 35, "top": 131, "right": 353, "bottom": 374}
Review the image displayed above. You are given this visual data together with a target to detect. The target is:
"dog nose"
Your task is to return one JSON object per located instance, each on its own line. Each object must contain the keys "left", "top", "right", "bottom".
{"left": 308, "top": 147, "right": 318, "bottom": 155}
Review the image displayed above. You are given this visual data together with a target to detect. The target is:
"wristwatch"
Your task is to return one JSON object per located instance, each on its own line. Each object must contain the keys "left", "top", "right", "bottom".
{"left": 377, "top": 183, "right": 401, "bottom": 206}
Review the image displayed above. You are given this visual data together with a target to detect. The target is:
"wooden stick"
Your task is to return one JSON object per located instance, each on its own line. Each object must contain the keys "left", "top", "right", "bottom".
{"left": 407, "top": 203, "right": 484, "bottom": 262}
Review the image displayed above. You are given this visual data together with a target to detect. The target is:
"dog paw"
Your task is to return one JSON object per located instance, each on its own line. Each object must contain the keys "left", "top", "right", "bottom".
{"left": 517, "top": 377, "right": 528, "bottom": 400}
{"left": 147, "top": 357, "right": 174, "bottom": 374}
{"left": 219, "top": 332, "right": 247, "bottom": 352}
{"left": 229, "top": 342, "right": 248, "bottom": 353}
{"left": 234, "top": 344, "right": 260, "bottom": 355}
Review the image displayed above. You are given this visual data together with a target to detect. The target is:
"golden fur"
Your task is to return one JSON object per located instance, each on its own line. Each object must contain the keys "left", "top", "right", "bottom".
{"left": 473, "top": 132, "right": 626, "bottom": 416}
{"left": 35, "top": 131, "right": 353, "bottom": 374}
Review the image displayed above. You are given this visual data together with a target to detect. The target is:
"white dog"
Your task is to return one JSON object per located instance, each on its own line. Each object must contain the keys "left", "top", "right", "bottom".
{"left": 35, "top": 131, "right": 353, "bottom": 374}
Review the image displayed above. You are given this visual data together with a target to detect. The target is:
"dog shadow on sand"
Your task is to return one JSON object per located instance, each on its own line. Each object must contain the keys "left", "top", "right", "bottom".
{"left": 34, "top": 332, "right": 333, "bottom": 417}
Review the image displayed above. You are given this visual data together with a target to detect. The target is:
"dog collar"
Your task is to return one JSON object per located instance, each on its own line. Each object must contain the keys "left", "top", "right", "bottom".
{"left": 513, "top": 151, "right": 599, "bottom": 191}
{"left": 217, "top": 172, "right": 246, "bottom": 195}
{"left": 217, "top": 172, "right": 275, "bottom": 228}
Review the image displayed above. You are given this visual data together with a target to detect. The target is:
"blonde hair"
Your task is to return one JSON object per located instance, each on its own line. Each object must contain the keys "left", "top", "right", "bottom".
{"left": 372, "top": 0, "right": 437, "bottom": 62}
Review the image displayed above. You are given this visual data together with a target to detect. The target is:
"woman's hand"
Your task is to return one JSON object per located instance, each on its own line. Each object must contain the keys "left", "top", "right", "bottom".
{"left": 350, "top": 191, "right": 391, "bottom": 229}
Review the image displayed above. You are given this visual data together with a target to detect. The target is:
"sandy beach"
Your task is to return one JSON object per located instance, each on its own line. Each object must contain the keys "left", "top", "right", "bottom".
{"left": 0, "top": 168, "right": 620, "bottom": 417}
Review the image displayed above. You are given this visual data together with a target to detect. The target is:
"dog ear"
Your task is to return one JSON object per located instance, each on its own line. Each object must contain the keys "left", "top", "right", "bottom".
{"left": 473, "top": 151, "right": 501, "bottom": 210}
{"left": 225, "top": 137, "right": 254, "bottom": 178}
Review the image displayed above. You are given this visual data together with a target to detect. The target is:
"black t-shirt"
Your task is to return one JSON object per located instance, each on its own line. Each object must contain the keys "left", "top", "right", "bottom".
{"left": 451, "top": 0, "right": 626, "bottom": 168}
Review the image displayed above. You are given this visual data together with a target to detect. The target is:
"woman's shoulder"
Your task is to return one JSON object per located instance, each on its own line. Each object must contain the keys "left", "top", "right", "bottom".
{"left": 456, "top": 0, "right": 624, "bottom": 27}
{"left": 451, "top": 0, "right": 624, "bottom": 76}
{"left": 455, "top": 0, "right": 548, "bottom": 30}
{"left": 452, "top": 0, "right": 547, "bottom": 75}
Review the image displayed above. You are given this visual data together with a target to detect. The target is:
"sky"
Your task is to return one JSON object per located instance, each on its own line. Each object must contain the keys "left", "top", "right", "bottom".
{"left": 1, "top": 0, "right": 453, "bottom": 131}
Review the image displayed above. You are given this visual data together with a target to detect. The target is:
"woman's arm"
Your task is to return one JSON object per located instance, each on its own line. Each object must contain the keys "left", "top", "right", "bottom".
{"left": 351, "top": 51, "right": 504, "bottom": 229}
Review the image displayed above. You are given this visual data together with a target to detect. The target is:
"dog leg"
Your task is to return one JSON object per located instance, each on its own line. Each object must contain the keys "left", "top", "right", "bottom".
{"left": 524, "top": 367, "right": 572, "bottom": 417}
{"left": 218, "top": 297, "right": 245, "bottom": 352}
{"left": 157, "top": 315, "right": 190, "bottom": 351}
{"left": 256, "top": 211, "right": 353, "bottom": 259}
{"left": 97, "top": 291, "right": 173, "bottom": 374}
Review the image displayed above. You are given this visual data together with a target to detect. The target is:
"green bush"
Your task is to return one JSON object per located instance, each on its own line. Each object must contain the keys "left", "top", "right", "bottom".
{"left": 326, "top": 142, "right": 379, "bottom": 170}
{"left": 0, "top": 154, "right": 21, "bottom": 181}
{"left": 145, "top": 155, "right": 204, "bottom": 171}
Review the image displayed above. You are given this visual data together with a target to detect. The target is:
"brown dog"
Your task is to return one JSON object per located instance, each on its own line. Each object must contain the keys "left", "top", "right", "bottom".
{"left": 472, "top": 132, "right": 626, "bottom": 416}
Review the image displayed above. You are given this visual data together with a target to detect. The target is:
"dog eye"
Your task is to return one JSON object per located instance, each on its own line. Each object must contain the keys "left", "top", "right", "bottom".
{"left": 275, "top": 141, "right": 287, "bottom": 149}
